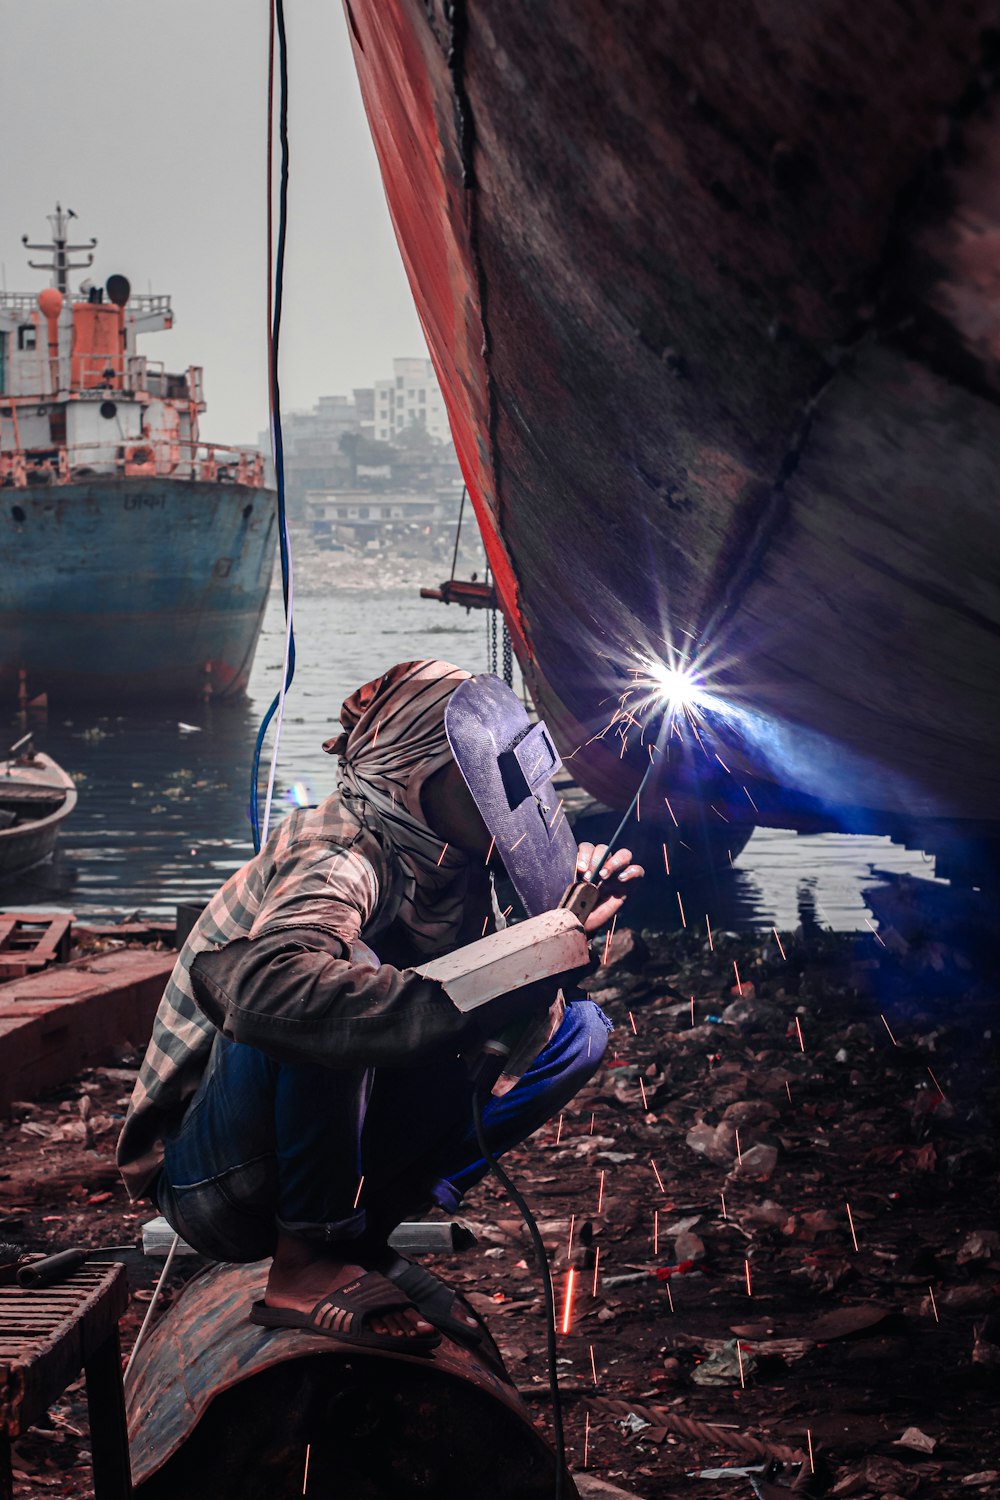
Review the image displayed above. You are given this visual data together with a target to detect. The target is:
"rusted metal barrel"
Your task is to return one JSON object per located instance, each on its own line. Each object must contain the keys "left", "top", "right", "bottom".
{"left": 126, "top": 1261, "right": 577, "bottom": 1499}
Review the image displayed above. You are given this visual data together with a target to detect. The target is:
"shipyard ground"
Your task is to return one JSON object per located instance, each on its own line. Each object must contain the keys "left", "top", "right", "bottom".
{"left": 1, "top": 878, "right": 998, "bottom": 1499}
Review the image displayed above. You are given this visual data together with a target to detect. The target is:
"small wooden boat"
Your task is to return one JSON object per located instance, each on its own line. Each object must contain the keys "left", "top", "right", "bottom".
{"left": 0, "top": 735, "right": 77, "bottom": 880}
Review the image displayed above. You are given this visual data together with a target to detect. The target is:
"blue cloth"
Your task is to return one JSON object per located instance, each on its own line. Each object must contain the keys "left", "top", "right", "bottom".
{"left": 159, "top": 999, "right": 610, "bottom": 1262}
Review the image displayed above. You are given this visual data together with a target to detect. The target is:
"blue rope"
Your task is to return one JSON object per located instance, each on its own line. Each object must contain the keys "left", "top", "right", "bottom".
{"left": 250, "top": 0, "right": 293, "bottom": 853}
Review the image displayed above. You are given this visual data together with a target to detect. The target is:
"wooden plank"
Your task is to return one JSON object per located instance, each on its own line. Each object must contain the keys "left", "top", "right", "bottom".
{"left": 0, "top": 1266, "right": 128, "bottom": 1436}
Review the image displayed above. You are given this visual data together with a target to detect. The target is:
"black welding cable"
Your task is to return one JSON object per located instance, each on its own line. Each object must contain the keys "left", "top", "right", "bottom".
{"left": 472, "top": 1088, "right": 567, "bottom": 1499}
{"left": 250, "top": 0, "right": 295, "bottom": 853}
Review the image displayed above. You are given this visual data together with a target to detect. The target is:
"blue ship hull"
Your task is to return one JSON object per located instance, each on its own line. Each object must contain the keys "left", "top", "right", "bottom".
{"left": 1, "top": 477, "right": 276, "bottom": 704}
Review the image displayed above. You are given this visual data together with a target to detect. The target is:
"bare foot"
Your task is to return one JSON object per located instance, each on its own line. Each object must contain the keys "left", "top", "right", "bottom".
{"left": 265, "top": 1232, "right": 434, "bottom": 1341}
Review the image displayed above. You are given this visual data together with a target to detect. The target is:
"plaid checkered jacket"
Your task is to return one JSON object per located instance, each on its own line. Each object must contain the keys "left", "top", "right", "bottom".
{"left": 116, "top": 797, "right": 394, "bottom": 1201}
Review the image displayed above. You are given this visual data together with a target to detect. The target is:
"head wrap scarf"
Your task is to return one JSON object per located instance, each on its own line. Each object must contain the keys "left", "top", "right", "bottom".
{"left": 324, "top": 660, "right": 473, "bottom": 953}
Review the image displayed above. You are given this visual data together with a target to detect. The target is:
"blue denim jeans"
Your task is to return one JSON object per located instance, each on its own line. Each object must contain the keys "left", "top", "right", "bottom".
{"left": 158, "top": 999, "right": 610, "bottom": 1262}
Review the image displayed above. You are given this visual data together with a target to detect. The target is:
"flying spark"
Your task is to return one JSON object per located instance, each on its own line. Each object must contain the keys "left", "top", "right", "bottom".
{"left": 773, "top": 928, "right": 787, "bottom": 960}
{"left": 736, "top": 1340, "right": 745, "bottom": 1388}
{"left": 928, "top": 1285, "right": 939, "bottom": 1322}
{"left": 715, "top": 753, "right": 731, "bottom": 773}
{"left": 927, "top": 1066, "right": 946, "bottom": 1100}
{"left": 677, "top": 891, "right": 687, "bottom": 927}
{"left": 567, "top": 1213, "right": 575, "bottom": 1259}
{"left": 509, "top": 831, "right": 527, "bottom": 851}
{"left": 744, "top": 1259, "right": 753, "bottom": 1296}
{"left": 590, "top": 1112, "right": 596, "bottom": 1135}
{"left": 651, "top": 1159, "right": 666, "bottom": 1194}
{"left": 583, "top": 1412, "right": 591, "bottom": 1468}
{"left": 720, "top": 1192, "right": 727, "bottom": 1219}
{"left": 628, "top": 1011, "right": 637, "bottom": 1034}
{"left": 795, "top": 1015, "right": 805, "bottom": 1051}
{"left": 706, "top": 914, "right": 714, "bottom": 950}
{"left": 639, "top": 1076, "right": 649, "bottom": 1110}
{"left": 560, "top": 1268, "right": 577, "bottom": 1334}
{"left": 664, "top": 1279, "right": 675, "bottom": 1312}
{"left": 733, "top": 960, "right": 744, "bottom": 996}
{"left": 302, "top": 1443, "right": 311, "bottom": 1495}
{"left": 597, "top": 1170, "right": 606, "bottom": 1214}
{"left": 352, "top": 1175, "right": 364, "bottom": 1209}
{"left": 743, "top": 785, "right": 759, "bottom": 813}
{"left": 880, "top": 1014, "right": 899, "bottom": 1046}
{"left": 481, "top": 913, "right": 490, "bottom": 936}
{"left": 735, "top": 1129, "right": 742, "bottom": 1166}
{"left": 662, "top": 843, "right": 670, "bottom": 874}
{"left": 591, "top": 1246, "right": 601, "bottom": 1297}
{"left": 485, "top": 834, "right": 496, "bottom": 864}
{"left": 602, "top": 912, "right": 618, "bottom": 966}
{"left": 653, "top": 1209, "right": 659, "bottom": 1256}
{"left": 806, "top": 1430, "right": 814, "bottom": 1474}
{"left": 846, "top": 1202, "right": 859, "bottom": 1252}
{"left": 864, "top": 917, "right": 886, "bottom": 948}
{"left": 589, "top": 1344, "right": 598, "bottom": 1385}
{"left": 690, "top": 995, "right": 696, "bottom": 1026}
{"left": 556, "top": 1113, "right": 564, "bottom": 1144}
{"left": 664, "top": 797, "right": 679, "bottom": 827}
{"left": 436, "top": 842, "right": 450, "bottom": 866}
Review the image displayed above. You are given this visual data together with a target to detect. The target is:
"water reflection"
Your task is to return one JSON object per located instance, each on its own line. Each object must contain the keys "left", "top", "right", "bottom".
{"left": 2, "top": 588, "right": 944, "bottom": 928}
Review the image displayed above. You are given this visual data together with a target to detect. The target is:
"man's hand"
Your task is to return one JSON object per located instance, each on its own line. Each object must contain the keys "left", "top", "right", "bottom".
{"left": 576, "top": 842, "right": 644, "bottom": 934}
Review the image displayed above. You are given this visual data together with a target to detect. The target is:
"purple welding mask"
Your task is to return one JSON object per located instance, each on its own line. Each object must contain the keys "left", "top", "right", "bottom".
{"left": 444, "top": 674, "right": 579, "bottom": 917}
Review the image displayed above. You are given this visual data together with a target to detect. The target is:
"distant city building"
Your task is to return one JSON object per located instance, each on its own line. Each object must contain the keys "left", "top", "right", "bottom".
{"left": 373, "top": 357, "right": 450, "bottom": 443}
{"left": 305, "top": 485, "right": 469, "bottom": 563}
{"left": 258, "top": 358, "right": 457, "bottom": 523}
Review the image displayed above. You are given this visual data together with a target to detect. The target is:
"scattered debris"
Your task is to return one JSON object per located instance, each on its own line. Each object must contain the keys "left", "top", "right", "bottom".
{"left": 1, "top": 890, "right": 997, "bottom": 1496}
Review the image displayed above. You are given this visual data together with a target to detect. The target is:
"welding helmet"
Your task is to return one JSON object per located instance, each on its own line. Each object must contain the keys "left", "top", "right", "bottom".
{"left": 444, "top": 674, "right": 578, "bottom": 916}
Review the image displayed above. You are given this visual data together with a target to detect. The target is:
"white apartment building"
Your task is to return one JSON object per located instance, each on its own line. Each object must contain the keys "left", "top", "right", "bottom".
{"left": 373, "top": 357, "right": 451, "bottom": 444}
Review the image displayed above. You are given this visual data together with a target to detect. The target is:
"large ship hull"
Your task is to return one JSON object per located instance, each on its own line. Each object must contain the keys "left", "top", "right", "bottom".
{"left": 1, "top": 477, "right": 275, "bottom": 704}
{"left": 345, "top": 2, "right": 1000, "bottom": 846}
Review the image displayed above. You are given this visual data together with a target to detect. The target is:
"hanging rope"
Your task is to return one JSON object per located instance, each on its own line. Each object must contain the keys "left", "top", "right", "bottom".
{"left": 449, "top": 485, "right": 467, "bottom": 583}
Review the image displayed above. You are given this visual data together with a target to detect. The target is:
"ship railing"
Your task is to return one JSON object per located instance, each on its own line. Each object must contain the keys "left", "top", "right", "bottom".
{"left": 0, "top": 290, "right": 172, "bottom": 316}
{"left": 0, "top": 438, "right": 267, "bottom": 490}
{"left": 0, "top": 355, "right": 198, "bottom": 402}
{"left": 0, "top": 292, "right": 41, "bottom": 316}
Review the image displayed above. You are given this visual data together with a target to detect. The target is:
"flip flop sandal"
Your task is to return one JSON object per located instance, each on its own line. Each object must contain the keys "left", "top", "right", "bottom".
{"left": 248, "top": 1269, "right": 441, "bottom": 1356}
{"left": 388, "top": 1261, "right": 512, "bottom": 1382}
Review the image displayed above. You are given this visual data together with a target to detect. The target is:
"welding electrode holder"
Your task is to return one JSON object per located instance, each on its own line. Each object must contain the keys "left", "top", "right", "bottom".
{"left": 558, "top": 878, "right": 603, "bottom": 924}
{"left": 16, "top": 1249, "right": 91, "bottom": 1288}
{"left": 467, "top": 883, "right": 603, "bottom": 1094}
{"left": 15, "top": 1244, "right": 139, "bottom": 1288}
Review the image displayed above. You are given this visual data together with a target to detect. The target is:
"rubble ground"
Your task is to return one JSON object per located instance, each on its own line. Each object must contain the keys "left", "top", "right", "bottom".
{"left": 2, "top": 874, "right": 998, "bottom": 1498}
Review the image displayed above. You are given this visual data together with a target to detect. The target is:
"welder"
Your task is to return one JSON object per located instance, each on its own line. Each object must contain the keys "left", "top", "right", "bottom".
{"left": 117, "top": 660, "right": 642, "bottom": 1365}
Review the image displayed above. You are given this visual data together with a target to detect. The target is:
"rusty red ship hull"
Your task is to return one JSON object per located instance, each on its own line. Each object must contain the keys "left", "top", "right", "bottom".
{"left": 345, "top": 1, "right": 1000, "bottom": 850}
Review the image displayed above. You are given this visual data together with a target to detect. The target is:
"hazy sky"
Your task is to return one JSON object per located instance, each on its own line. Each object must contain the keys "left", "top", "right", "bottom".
{"left": 1, "top": 0, "right": 426, "bottom": 446}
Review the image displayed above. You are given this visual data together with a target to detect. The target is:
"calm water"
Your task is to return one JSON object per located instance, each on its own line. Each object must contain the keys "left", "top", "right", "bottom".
{"left": 2, "top": 588, "right": 941, "bottom": 930}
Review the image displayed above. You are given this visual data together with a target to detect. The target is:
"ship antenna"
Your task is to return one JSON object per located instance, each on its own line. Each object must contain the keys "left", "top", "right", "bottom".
{"left": 22, "top": 203, "right": 96, "bottom": 293}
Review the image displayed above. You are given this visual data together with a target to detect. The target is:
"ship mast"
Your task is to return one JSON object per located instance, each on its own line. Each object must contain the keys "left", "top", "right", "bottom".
{"left": 22, "top": 204, "right": 96, "bottom": 294}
